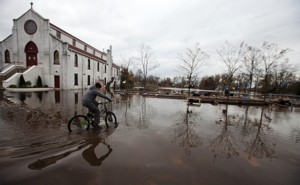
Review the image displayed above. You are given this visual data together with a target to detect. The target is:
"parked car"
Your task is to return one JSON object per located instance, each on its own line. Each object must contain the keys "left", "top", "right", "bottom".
{"left": 192, "top": 91, "right": 200, "bottom": 96}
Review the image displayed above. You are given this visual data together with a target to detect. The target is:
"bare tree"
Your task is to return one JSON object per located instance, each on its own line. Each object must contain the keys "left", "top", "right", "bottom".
{"left": 260, "top": 41, "right": 289, "bottom": 96}
{"left": 217, "top": 41, "right": 245, "bottom": 89}
{"left": 178, "top": 43, "right": 209, "bottom": 96}
{"left": 243, "top": 45, "right": 261, "bottom": 93}
{"left": 136, "top": 44, "right": 159, "bottom": 87}
{"left": 272, "top": 60, "right": 296, "bottom": 94}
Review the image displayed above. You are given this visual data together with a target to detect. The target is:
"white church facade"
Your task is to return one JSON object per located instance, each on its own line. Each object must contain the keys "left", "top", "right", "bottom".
{"left": 0, "top": 5, "right": 120, "bottom": 90}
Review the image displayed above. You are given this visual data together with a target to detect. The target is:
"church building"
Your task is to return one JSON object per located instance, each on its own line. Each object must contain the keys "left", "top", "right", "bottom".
{"left": 0, "top": 4, "right": 120, "bottom": 90}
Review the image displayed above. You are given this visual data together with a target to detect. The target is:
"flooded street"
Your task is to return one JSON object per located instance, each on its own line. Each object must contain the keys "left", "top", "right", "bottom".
{"left": 0, "top": 90, "right": 300, "bottom": 185}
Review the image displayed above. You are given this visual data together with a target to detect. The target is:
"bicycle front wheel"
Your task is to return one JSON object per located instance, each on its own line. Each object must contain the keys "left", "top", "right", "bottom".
{"left": 68, "top": 115, "right": 90, "bottom": 132}
{"left": 105, "top": 112, "right": 118, "bottom": 128}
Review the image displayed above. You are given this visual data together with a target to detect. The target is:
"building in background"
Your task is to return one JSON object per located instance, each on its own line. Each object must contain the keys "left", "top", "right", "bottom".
{"left": 0, "top": 4, "right": 120, "bottom": 89}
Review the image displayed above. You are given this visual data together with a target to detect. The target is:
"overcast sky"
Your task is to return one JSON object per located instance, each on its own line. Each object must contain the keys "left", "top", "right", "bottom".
{"left": 1, "top": 0, "right": 299, "bottom": 78}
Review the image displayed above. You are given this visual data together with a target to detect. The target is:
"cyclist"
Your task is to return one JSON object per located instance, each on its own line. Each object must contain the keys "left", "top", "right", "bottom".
{"left": 82, "top": 82, "right": 112, "bottom": 129}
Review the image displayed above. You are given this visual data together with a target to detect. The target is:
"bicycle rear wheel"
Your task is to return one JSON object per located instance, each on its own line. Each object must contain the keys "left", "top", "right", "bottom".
{"left": 105, "top": 112, "right": 118, "bottom": 128}
{"left": 68, "top": 115, "right": 90, "bottom": 132}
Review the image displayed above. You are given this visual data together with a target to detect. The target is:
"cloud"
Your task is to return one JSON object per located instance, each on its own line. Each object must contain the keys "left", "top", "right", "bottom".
{"left": 1, "top": 0, "right": 300, "bottom": 77}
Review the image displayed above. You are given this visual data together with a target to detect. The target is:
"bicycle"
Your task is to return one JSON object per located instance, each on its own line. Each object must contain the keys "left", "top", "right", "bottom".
{"left": 68, "top": 101, "right": 118, "bottom": 132}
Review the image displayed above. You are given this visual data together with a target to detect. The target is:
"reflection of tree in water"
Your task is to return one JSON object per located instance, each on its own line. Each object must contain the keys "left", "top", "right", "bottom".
{"left": 209, "top": 105, "right": 239, "bottom": 160}
{"left": 291, "top": 128, "right": 300, "bottom": 144}
{"left": 119, "top": 94, "right": 132, "bottom": 127}
{"left": 239, "top": 106, "right": 253, "bottom": 137}
{"left": 28, "top": 129, "right": 115, "bottom": 170}
{"left": 210, "top": 105, "right": 277, "bottom": 161}
{"left": 209, "top": 123, "right": 239, "bottom": 160}
{"left": 245, "top": 107, "right": 276, "bottom": 159}
{"left": 19, "top": 92, "right": 32, "bottom": 103}
{"left": 171, "top": 105, "right": 202, "bottom": 156}
{"left": 35, "top": 91, "right": 43, "bottom": 102}
{"left": 120, "top": 95, "right": 154, "bottom": 130}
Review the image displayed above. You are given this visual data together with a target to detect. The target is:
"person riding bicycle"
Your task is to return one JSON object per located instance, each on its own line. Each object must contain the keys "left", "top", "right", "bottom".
{"left": 82, "top": 82, "right": 112, "bottom": 129}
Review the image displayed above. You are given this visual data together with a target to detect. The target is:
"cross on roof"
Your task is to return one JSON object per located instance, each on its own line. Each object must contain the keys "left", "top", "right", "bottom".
{"left": 30, "top": 2, "right": 33, "bottom": 9}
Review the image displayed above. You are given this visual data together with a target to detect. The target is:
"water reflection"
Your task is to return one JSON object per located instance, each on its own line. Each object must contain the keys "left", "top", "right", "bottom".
{"left": 171, "top": 104, "right": 202, "bottom": 156}
{"left": 117, "top": 95, "right": 154, "bottom": 130}
{"left": 28, "top": 128, "right": 115, "bottom": 170}
{"left": 210, "top": 105, "right": 278, "bottom": 161}
{"left": 35, "top": 91, "right": 43, "bottom": 102}
{"left": 245, "top": 107, "right": 276, "bottom": 159}
{"left": 1, "top": 91, "right": 300, "bottom": 185}
{"left": 209, "top": 106, "right": 239, "bottom": 160}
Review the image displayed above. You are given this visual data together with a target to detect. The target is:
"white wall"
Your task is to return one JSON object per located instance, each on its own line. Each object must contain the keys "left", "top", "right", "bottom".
{"left": 1, "top": 9, "right": 118, "bottom": 90}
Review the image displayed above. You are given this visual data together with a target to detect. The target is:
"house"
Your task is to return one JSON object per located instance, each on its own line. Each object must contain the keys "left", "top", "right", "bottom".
{"left": 0, "top": 4, "right": 120, "bottom": 90}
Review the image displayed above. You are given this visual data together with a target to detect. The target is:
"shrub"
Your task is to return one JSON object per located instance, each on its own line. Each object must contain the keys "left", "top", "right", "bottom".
{"left": 37, "top": 76, "right": 43, "bottom": 87}
{"left": 25, "top": 81, "right": 32, "bottom": 87}
{"left": 19, "top": 75, "right": 26, "bottom": 88}
{"left": 8, "top": 84, "right": 17, "bottom": 88}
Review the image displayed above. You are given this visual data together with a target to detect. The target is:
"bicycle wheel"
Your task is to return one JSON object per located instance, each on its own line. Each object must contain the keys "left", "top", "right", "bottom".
{"left": 105, "top": 112, "right": 118, "bottom": 128}
{"left": 68, "top": 115, "right": 90, "bottom": 132}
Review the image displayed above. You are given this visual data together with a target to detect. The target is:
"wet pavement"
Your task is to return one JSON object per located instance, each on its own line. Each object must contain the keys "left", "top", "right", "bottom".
{"left": 0, "top": 90, "right": 300, "bottom": 185}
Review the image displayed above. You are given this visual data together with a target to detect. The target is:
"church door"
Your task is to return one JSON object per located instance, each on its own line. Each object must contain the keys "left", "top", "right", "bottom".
{"left": 25, "top": 41, "right": 38, "bottom": 67}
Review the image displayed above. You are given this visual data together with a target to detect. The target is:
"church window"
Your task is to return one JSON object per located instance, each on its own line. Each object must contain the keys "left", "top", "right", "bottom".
{"left": 5, "top": 50, "right": 10, "bottom": 63}
{"left": 105, "top": 65, "right": 107, "bottom": 73}
{"left": 97, "top": 62, "right": 100, "bottom": 72}
{"left": 88, "top": 59, "right": 91, "bottom": 70}
{"left": 72, "top": 39, "right": 76, "bottom": 46}
{"left": 74, "top": 54, "right": 78, "bottom": 67}
{"left": 54, "top": 50, "right": 59, "bottom": 64}
{"left": 74, "top": 74, "right": 78, "bottom": 85}
{"left": 87, "top": 75, "right": 91, "bottom": 85}
{"left": 84, "top": 45, "right": 87, "bottom": 51}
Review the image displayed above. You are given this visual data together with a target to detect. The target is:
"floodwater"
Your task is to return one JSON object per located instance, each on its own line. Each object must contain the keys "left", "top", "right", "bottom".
{"left": 0, "top": 90, "right": 300, "bottom": 185}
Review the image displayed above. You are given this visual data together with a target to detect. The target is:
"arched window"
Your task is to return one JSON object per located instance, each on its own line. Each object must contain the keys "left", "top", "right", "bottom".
{"left": 5, "top": 50, "right": 10, "bottom": 63}
{"left": 74, "top": 54, "right": 78, "bottom": 67}
{"left": 54, "top": 50, "right": 59, "bottom": 64}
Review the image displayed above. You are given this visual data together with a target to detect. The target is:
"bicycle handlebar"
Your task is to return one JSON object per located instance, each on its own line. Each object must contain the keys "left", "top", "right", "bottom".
{"left": 98, "top": 101, "right": 112, "bottom": 105}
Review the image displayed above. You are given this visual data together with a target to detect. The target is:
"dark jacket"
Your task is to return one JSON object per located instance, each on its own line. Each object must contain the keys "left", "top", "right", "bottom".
{"left": 82, "top": 85, "right": 111, "bottom": 104}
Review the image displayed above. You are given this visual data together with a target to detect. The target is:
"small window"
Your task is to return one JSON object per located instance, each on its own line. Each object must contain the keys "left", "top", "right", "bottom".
{"left": 54, "top": 50, "right": 59, "bottom": 64}
{"left": 105, "top": 65, "right": 107, "bottom": 73}
{"left": 87, "top": 75, "right": 91, "bottom": 85}
{"left": 88, "top": 59, "right": 91, "bottom": 70}
{"left": 56, "top": 31, "right": 61, "bottom": 39}
{"left": 97, "top": 62, "right": 100, "bottom": 72}
{"left": 5, "top": 50, "right": 10, "bottom": 63}
{"left": 74, "top": 54, "right": 78, "bottom": 67}
{"left": 84, "top": 45, "right": 87, "bottom": 51}
{"left": 93, "top": 50, "right": 96, "bottom": 55}
{"left": 72, "top": 39, "right": 76, "bottom": 46}
{"left": 74, "top": 74, "right": 78, "bottom": 85}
